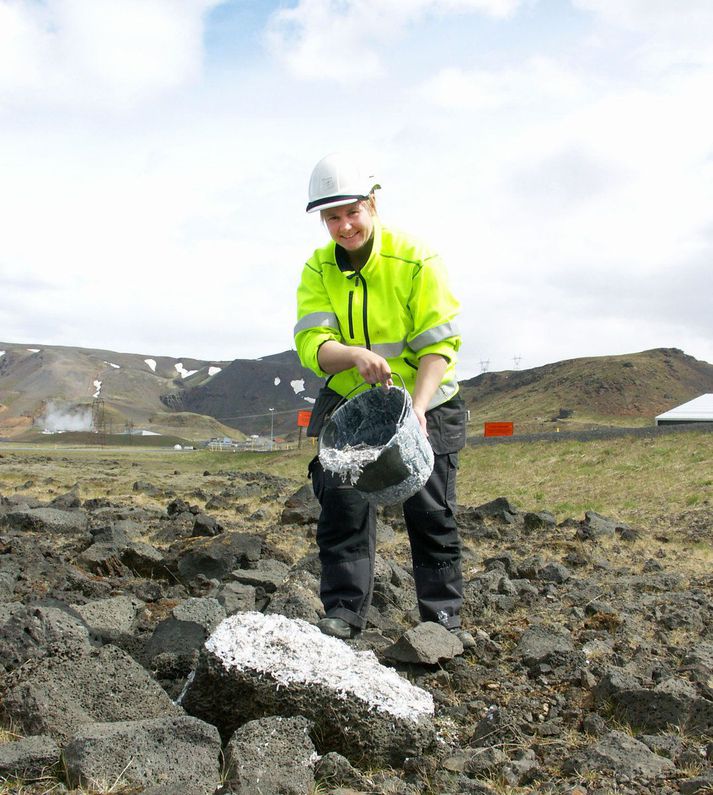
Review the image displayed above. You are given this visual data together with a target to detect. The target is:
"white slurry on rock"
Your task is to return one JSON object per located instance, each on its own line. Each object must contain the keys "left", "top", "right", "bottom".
{"left": 205, "top": 612, "right": 433, "bottom": 722}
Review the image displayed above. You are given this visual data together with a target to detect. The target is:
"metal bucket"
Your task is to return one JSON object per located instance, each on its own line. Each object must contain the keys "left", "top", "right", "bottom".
{"left": 318, "top": 378, "right": 434, "bottom": 505}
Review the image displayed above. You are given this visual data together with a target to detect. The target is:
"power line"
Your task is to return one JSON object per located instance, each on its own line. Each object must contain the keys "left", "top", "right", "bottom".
{"left": 216, "top": 406, "right": 311, "bottom": 421}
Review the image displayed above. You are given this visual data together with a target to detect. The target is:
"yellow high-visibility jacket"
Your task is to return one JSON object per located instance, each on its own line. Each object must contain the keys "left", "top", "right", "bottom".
{"left": 294, "top": 218, "right": 461, "bottom": 410}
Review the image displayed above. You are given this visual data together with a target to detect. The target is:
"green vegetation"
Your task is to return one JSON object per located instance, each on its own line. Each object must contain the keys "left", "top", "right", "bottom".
{"left": 1, "top": 427, "right": 711, "bottom": 793}
{"left": 457, "top": 430, "right": 713, "bottom": 528}
{"left": 2, "top": 427, "right": 711, "bottom": 530}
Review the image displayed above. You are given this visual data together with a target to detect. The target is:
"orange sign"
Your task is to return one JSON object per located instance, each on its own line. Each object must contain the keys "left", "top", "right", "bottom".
{"left": 484, "top": 421, "right": 514, "bottom": 437}
{"left": 297, "top": 410, "right": 312, "bottom": 428}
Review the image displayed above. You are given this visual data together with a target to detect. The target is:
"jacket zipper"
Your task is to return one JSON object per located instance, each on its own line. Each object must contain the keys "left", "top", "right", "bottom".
{"left": 347, "top": 274, "right": 370, "bottom": 348}
{"left": 358, "top": 274, "right": 370, "bottom": 348}
{"left": 347, "top": 291, "right": 355, "bottom": 339}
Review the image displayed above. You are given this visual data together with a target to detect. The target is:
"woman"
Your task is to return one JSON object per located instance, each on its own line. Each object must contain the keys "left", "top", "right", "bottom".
{"left": 294, "top": 152, "right": 473, "bottom": 648}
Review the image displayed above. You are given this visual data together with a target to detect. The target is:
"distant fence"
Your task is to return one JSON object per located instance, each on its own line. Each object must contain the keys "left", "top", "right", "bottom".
{"left": 468, "top": 421, "right": 713, "bottom": 446}
{"left": 206, "top": 441, "right": 300, "bottom": 452}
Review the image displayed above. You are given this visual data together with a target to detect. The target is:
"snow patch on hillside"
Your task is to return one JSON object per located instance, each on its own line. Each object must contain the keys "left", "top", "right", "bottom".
{"left": 104, "top": 361, "right": 120, "bottom": 369}
{"left": 175, "top": 362, "right": 198, "bottom": 379}
{"left": 208, "top": 366, "right": 222, "bottom": 376}
{"left": 145, "top": 359, "right": 157, "bottom": 372}
{"left": 303, "top": 397, "right": 315, "bottom": 404}
{"left": 27, "top": 348, "right": 40, "bottom": 353}
{"left": 291, "top": 379, "right": 305, "bottom": 394}
{"left": 274, "top": 377, "right": 280, "bottom": 386}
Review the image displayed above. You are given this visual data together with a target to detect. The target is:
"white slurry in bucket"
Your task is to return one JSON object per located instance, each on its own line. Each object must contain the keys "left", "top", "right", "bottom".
{"left": 318, "top": 384, "right": 434, "bottom": 505}
{"left": 318, "top": 442, "right": 383, "bottom": 485}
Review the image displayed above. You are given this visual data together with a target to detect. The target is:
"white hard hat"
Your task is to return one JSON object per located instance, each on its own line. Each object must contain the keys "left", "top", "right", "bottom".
{"left": 306, "top": 152, "right": 380, "bottom": 213}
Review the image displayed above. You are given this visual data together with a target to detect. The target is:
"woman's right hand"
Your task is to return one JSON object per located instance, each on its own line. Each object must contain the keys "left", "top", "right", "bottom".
{"left": 317, "top": 341, "right": 392, "bottom": 385}
{"left": 352, "top": 349, "right": 392, "bottom": 386}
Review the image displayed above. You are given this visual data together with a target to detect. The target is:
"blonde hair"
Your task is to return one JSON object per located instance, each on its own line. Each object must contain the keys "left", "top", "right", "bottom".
{"left": 319, "top": 194, "right": 377, "bottom": 224}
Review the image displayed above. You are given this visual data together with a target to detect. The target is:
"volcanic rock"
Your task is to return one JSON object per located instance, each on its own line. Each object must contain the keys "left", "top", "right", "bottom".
{"left": 180, "top": 612, "right": 435, "bottom": 765}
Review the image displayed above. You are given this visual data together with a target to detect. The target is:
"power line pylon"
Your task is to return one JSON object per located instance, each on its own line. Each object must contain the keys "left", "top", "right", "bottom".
{"left": 92, "top": 398, "right": 107, "bottom": 446}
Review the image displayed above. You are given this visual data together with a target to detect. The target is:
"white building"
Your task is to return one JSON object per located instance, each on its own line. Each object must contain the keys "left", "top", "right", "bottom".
{"left": 655, "top": 393, "right": 713, "bottom": 426}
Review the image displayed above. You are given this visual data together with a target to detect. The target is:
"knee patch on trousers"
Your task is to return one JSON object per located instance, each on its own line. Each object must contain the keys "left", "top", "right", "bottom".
{"left": 404, "top": 507, "right": 461, "bottom": 567}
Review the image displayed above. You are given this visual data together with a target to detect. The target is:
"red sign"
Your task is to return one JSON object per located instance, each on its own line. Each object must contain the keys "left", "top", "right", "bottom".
{"left": 297, "top": 410, "right": 312, "bottom": 428}
{"left": 484, "top": 421, "right": 514, "bottom": 437}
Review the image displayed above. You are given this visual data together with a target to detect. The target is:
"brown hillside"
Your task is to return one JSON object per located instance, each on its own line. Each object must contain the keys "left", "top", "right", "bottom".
{"left": 0, "top": 343, "right": 237, "bottom": 442}
{"left": 460, "top": 348, "right": 713, "bottom": 432}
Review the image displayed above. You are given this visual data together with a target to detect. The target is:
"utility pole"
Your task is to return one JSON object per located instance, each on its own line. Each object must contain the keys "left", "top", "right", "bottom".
{"left": 92, "top": 398, "right": 106, "bottom": 446}
{"left": 513, "top": 355, "right": 522, "bottom": 370}
{"left": 479, "top": 359, "right": 490, "bottom": 374}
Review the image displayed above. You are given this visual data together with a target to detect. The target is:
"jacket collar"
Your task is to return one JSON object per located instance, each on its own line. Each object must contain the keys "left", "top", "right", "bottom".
{"left": 334, "top": 217, "right": 382, "bottom": 275}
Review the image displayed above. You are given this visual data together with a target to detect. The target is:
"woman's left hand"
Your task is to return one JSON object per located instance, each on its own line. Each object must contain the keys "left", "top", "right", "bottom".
{"left": 413, "top": 405, "right": 428, "bottom": 437}
{"left": 412, "top": 354, "right": 447, "bottom": 438}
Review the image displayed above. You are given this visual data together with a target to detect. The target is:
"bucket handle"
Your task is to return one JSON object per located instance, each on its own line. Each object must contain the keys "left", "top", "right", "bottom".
{"left": 329, "top": 372, "right": 410, "bottom": 425}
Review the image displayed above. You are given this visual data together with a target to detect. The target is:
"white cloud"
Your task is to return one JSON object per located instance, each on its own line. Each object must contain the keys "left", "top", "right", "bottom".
{"left": 573, "top": 0, "right": 713, "bottom": 71}
{"left": 421, "top": 57, "right": 583, "bottom": 111}
{"left": 266, "top": 0, "right": 525, "bottom": 80}
{"left": 573, "top": 0, "right": 713, "bottom": 32}
{"left": 0, "top": 0, "right": 224, "bottom": 110}
{"left": 2, "top": 0, "right": 713, "bottom": 377}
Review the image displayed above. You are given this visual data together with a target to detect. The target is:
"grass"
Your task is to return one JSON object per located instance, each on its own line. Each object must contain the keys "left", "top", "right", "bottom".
{"left": 1, "top": 430, "right": 712, "bottom": 793}
{"left": 456, "top": 430, "right": 713, "bottom": 528}
{"left": 1, "top": 429, "right": 711, "bottom": 530}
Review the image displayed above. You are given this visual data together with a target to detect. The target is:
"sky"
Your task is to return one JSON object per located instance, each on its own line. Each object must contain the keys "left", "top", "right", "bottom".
{"left": 1, "top": 0, "right": 712, "bottom": 379}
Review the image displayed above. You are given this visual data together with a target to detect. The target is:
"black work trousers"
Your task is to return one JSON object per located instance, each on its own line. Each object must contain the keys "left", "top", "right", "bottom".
{"left": 309, "top": 398, "right": 465, "bottom": 630}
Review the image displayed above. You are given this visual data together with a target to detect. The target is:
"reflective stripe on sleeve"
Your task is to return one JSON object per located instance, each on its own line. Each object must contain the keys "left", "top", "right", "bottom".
{"left": 409, "top": 321, "right": 460, "bottom": 351}
{"left": 294, "top": 312, "right": 341, "bottom": 336}
{"left": 371, "top": 340, "right": 406, "bottom": 358}
{"left": 427, "top": 375, "right": 460, "bottom": 411}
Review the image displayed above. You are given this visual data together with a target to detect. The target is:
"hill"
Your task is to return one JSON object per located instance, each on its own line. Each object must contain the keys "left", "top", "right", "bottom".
{"left": 0, "top": 342, "right": 240, "bottom": 443}
{"left": 166, "top": 350, "right": 323, "bottom": 438}
{"left": 3, "top": 342, "right": 713, "bottom": 443}
{"left": 0, "top": 342, "right": 323, "bottom": 443}
{"left": 460, "top": 347, "right": 713, "bottom": 433}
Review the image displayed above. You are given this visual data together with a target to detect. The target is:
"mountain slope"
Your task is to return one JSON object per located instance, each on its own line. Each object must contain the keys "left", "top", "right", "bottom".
{"left": 169, "top": 350, "right": 324, "bottom": 437}
{"left": 3, "top": 342, "right": 712, "bottom": 443}
{"left": 460, "top": 348, "right": 713, "bottom": 432}
{"left": 0, "top": 342, "right": 237, "bottom": 441}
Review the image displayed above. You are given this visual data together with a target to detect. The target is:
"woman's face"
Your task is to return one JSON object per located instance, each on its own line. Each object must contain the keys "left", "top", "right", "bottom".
{"left": 322, "top": 200, "right": 374, "bottom": 254}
